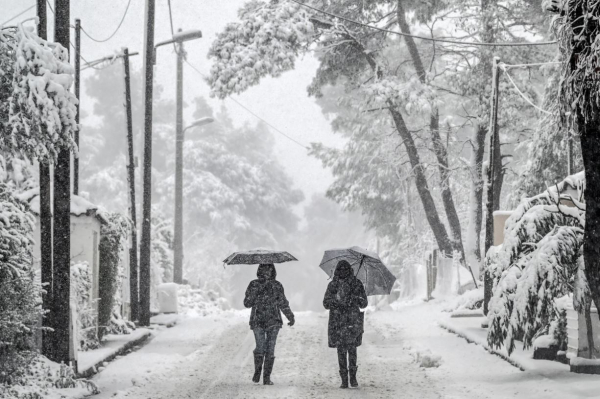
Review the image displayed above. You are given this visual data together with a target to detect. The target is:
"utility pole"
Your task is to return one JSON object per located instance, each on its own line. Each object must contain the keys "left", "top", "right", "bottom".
{"left": 122, "top": 47, "right": 140, "bottom": 322}
{"left": 37, "top": 0, "right": 54, "bottom": 361}
{"left": 73, "top": 19, "right": 80, "bottom": 195}
{"left": 174, "top": 35, "right": 184, "bottom": 284}
{"left": 139, "top": 0, "right": 156, "bottom": 327}
{"left": 53, "top": 0, "right": 72, "bottom": 365}
{"left": 155, "top": 29, "right": 203, "bottom": 285}
{"left": 483, "top": 57, "right": 501, "bottom": 316}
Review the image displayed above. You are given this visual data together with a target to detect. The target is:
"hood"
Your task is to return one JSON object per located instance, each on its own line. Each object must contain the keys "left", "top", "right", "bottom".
{"left": 257, "top": 263, "right": 277, "bottom": 280}
{"left": 334, "top": 260, "right": 353, "bottom": 280}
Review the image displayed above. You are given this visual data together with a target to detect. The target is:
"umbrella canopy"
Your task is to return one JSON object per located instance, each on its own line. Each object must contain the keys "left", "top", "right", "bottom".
{"left": 319, "top": 246, "right": 396, "bottom": 296}
{"left": 223, "top": 249, "right": 298, "bottom": 265}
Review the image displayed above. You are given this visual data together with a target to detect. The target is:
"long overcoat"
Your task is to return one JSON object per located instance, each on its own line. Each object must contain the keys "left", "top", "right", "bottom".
{"left": 323, "top": 272, "right": 368, "bottom": 348}
{"left": 244, "top": 264, "right": 294, "bottom": 330}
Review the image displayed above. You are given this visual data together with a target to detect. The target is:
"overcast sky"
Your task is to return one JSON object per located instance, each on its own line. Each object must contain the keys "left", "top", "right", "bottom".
{"left": 1, "top": 0, "right": 345, "bottom": 215}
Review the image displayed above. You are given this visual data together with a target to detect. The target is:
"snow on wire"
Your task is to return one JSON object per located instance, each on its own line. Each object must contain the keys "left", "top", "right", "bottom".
{"left": 500, "top": 63, "right": 553, "bottom": 116}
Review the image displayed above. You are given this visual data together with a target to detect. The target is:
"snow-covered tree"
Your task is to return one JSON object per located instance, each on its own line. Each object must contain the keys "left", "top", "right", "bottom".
{"left": 2, "top": 25, "right": 76, "bottom": 164}
{"left": 487, "top": 173, "right": 588, "bottom": 354}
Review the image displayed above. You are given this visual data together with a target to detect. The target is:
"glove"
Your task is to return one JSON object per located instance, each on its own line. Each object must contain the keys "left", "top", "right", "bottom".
{"left": 288, "top": 318, "right": 295, "bottom": 327}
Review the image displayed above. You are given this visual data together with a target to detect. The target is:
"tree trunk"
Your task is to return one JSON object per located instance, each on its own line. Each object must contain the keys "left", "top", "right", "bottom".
{"left": 388, "top": 106, "right": 453, "bottom": 254}
{"left": 579, "top": 115, "right": 600, "bottom": 320}
{"left": 466, "top": 123, "right": 486, "bottom": 267}
{"left": 397, "top": 0, "right": 477, "bottom": 285}
{"left": 52, "top": 0, "right": 71, "bottom": 365}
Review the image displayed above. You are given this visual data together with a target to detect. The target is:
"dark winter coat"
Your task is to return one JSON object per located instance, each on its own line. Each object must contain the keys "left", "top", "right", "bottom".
{"left": 323, "top": 261, "right": 368, "bottom": 348}
{"left": 244, "top": 264, "right": 295, "bottom": 330}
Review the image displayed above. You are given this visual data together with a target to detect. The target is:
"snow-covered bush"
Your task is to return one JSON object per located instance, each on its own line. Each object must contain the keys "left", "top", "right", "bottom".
{"left": 0, "top": 183, "right": 41, "bottom": 385}
{"left": 1, "top": 356, "right": 98, "bottom": 398}
{"left": 487, "top": 173, "right": 588, "bottom": 354}
{"left": 178, "top": 285, "right": 231, "bottom": 316}
{"left": 3, "top": 24, "right": 77, "bottom": 164}
{"left": 150, "top": 214, "right": 174, "bottom": 311}
{"left": 98, "top": 212, "right": 132, "bottom": 339}
{"left": 70, "top": 262, "right": 99, "bottom": 351}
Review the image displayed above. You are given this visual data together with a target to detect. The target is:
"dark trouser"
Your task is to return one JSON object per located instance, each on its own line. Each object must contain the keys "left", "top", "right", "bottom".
{"left": 253, "top": 327, "right": 279, "bottom": 358}
{"left": 337, "top": 346, "right": 357, "bottom": 372}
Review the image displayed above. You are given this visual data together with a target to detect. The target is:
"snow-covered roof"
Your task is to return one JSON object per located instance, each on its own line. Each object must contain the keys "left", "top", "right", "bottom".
{"left": 15, "top": 188, "right": 108, "bottom": 224}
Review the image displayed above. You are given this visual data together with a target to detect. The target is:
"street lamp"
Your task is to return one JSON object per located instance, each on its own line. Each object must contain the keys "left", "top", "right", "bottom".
{"left": 173, "top": 116, "right": 214, "bottom": 285}
{"left": 155, "top": 28, "right": 204, "bottom": 284}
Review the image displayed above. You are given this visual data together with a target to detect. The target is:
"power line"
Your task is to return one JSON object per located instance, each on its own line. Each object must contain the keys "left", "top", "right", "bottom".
{"left": 79, "top": 0, "right": 132, "bottom": 43}
{"left": 1, "top": 4, "right": 36, "bottom": 26}
{"left": 500, "top": 63, "right": 552, "bottom": 115}
{"left": 184, "top": 59, "right": 310, "bottom": 150}
{"left": 289, "top": 0, "right": 557, "bottom": 47}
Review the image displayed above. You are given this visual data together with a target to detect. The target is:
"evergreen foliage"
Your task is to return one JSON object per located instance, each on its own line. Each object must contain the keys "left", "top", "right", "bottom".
{"left": 487, "top": 173, "right": 588, "bottom": 354}
{"left": 0, "top": 183, "right": 41, "bottom": 385}
{"left": 98, "top": 212, "right": 130, "bottom": 339}
{"left": 70, "top": 262, "right": 99, "bottom": 351}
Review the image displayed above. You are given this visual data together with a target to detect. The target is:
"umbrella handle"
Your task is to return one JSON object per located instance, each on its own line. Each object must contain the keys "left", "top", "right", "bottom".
{"left": 356, "top": 255, "right": 365, "bottom": 277}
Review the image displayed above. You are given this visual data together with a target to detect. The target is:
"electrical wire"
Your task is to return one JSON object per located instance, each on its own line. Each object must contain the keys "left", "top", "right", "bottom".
{"left": 289, "top": 0, "right": 557, "bottom": 47}
{"left": 500, "top": 64, "right": 552, "bottom": 115}
{"left": 184, "top": 59, "right": 310, "bottom": 150}
{"left": 1, "top": 4, "right": 36, "bottom": 26}
{"left": 79, "top": 0, "right": 132, "bottom": 43}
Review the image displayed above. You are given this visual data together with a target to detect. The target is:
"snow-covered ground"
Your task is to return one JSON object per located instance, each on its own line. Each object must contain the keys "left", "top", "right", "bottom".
{"left": 88, "top": 301, "right": 600, "bottom": 398}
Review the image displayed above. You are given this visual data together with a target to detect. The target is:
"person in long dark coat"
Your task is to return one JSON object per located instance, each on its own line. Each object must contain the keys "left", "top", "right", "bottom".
{"left": 244, "top": 263, "right": 295, "bottom": 385}
{"left": 323, "top": 260, "right": 368, "bottom": 389}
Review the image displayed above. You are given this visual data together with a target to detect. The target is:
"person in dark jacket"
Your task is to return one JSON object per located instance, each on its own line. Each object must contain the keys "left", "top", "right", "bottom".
{"left": 323, "top": 260, "right": 368, "bottom": 389}
{"left": 244, "top": 263, "right": 295, "bottom": 385}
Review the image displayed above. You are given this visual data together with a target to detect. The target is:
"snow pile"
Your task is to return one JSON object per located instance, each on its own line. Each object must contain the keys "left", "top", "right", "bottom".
{"left": 408, "top": 347, "right": 443, "bottom": 368}
{"left": 177, "top": 285, "right": 231, "bottom": 316}
{"left": 533, "top": 334, "right": 556, "bottom": 349}
{"left": 442, "top": 287, "right": 484, "bottom": 312}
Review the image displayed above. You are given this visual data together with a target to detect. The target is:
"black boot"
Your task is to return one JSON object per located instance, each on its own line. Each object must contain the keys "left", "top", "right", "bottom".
{"left": 337, "top": 348, "right": 349, "bottom": 389}
{"left": 349, "top": 367, "right": 358, "bottom": 388}
{"left": 263, "top": 356, "right": 275, "bottom": 385}
{"left": 252, "top": 353, "right": 264, "bottom": 383}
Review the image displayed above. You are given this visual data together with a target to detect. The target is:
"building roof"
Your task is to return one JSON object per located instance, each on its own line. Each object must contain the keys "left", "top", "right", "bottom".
{"left": 15, "top": 188, "right": 109, "bottom": 224}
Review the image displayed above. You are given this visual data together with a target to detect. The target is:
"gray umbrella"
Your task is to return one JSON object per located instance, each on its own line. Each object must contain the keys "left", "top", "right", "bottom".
{"left": 319, "top": 246, "right": 396, "bottom": 296}
{"left": 223, "top": 249, "right": 298, "bottom": 265}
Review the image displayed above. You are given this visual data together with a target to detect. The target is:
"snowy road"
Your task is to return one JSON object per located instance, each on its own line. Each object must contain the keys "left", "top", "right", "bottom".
{"left": 91, "top": 304, "right": 592, "bottom": 399}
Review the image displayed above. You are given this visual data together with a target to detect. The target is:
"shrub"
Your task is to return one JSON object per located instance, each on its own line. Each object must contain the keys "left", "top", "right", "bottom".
{"left": 0, "top": 183, "right": 42, "bottom": 385}
{"left": 98, "top": 212, "right": 131, "bottom": 339}
{"left": 70, "top": 262, "right": 99, "bottom": 351}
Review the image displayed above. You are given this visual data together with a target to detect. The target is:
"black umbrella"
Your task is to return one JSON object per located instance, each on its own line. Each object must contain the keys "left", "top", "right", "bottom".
{"left": 319, "top": 246, "right": 396, "bottom": 296}
{"left": 223, "top": 249, "right": 298, "bottom": 265}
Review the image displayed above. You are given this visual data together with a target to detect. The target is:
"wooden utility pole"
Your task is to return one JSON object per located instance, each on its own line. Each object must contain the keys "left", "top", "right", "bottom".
{"left": 139, "top": 0, "right": 156, "bottom": 326}
{"left": 37, "top": 0, "right": 54, "bottom": 361}
{"left": 52, "top": 0, "right": 72, "bottom": 365}
{"left": 567, "top": 129, "right": 574, "bottom": 176}
{"left": 74, "top": 18, "right": 81, "bottom": 195}
{"left": 122, "top": 47, "right": 139, "bottom": 322}
{"left": 483, "top": 57, "right": 501, "bottom": 316}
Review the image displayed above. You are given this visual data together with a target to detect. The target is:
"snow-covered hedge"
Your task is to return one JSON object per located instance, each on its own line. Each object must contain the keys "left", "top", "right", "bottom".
{"left": 70, "top": 262, "right": 99, "bottom": 352}
{"left": 0, "top": 183, "right": 40, "bottom": 385}
{"left": 487, "top": 173, "right": 587, "bottom": 354}
{"left": 98, "top": 212, "right": 133, "bottom": 338}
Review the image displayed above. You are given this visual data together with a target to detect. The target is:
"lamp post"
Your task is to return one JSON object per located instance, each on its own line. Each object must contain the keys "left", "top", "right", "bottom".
{"left": 173, "top": 117, "right": 214, "bottom": 283}
{"left": 155, "top": 28, "right": 204, "bottom": 284}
